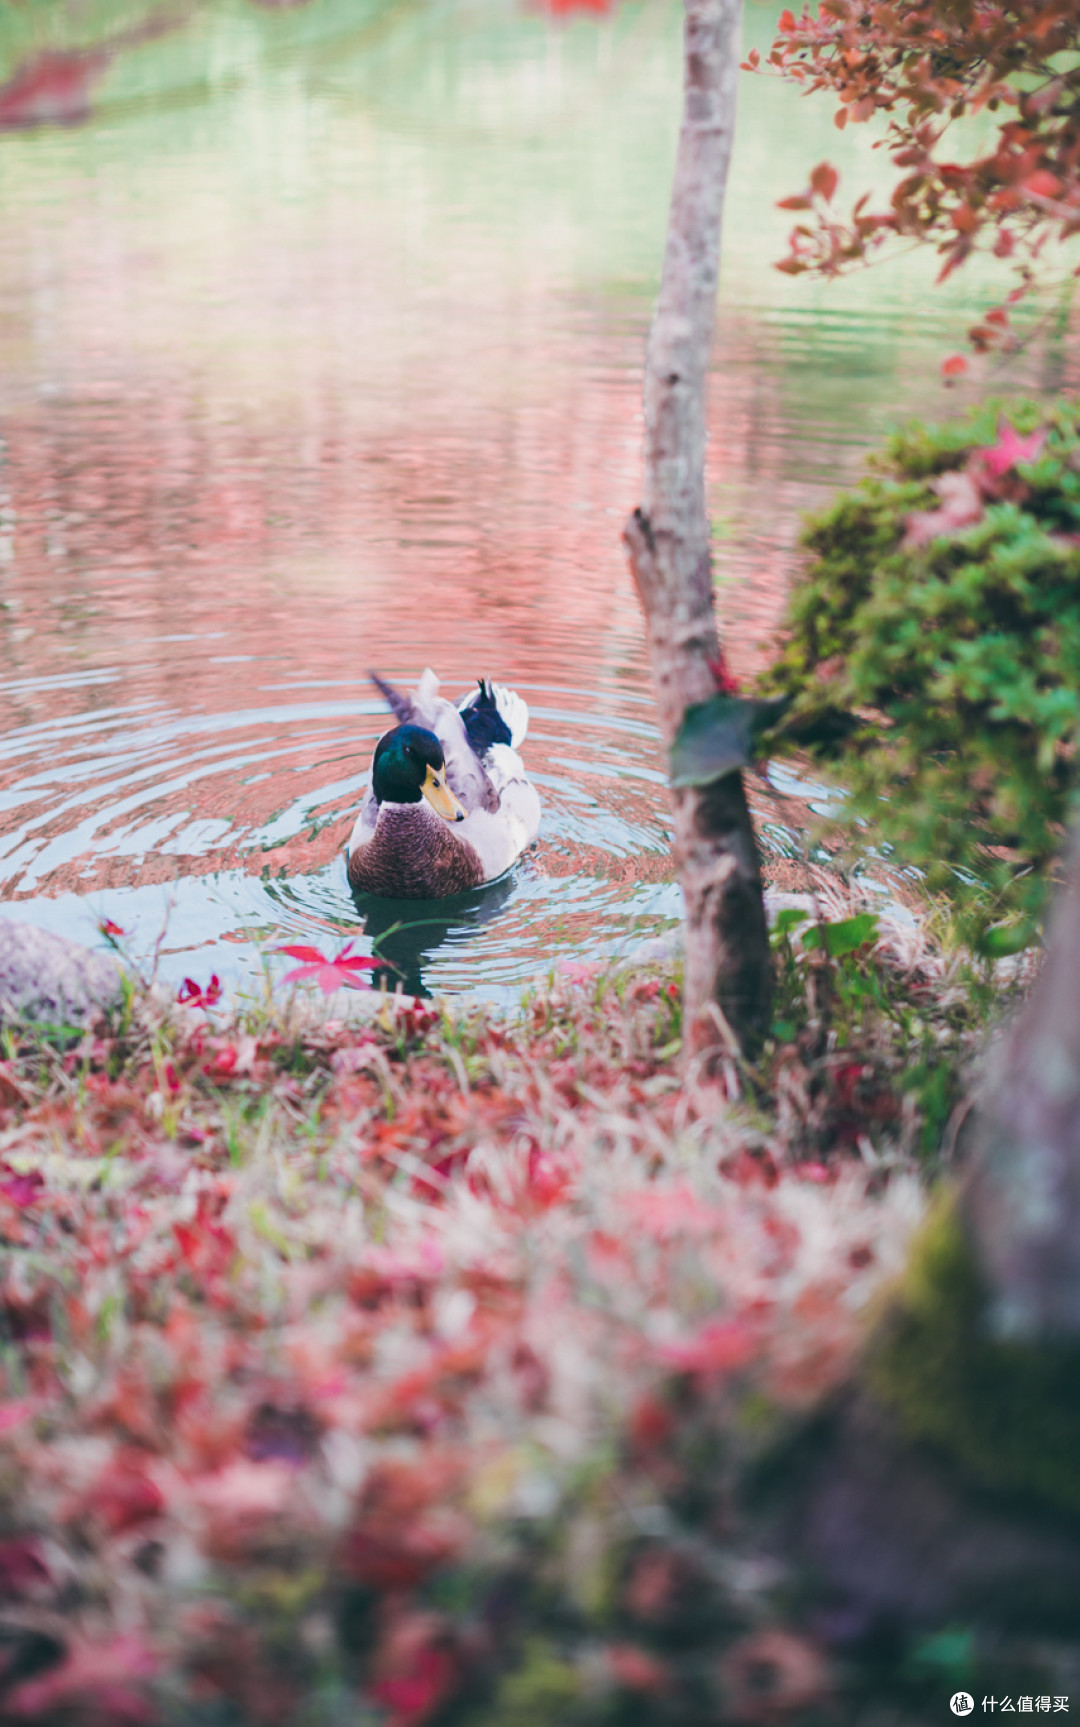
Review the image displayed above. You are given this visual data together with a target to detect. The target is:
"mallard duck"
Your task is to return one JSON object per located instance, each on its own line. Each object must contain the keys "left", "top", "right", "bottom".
{"left": 346, "top": 670, "right": 542, "bottom": 899}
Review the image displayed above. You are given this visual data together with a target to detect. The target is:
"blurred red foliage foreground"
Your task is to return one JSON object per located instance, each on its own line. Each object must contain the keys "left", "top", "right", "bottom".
{"left": 0, "top": 966, "right": 934, "bottom": 1724}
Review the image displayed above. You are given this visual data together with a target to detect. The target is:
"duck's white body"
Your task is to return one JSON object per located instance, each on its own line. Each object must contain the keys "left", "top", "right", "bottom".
{"left": 346, "top": 670, "right": 541, "bottom": 898}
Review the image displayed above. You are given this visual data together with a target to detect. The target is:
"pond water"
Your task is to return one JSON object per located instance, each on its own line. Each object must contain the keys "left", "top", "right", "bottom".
{"left": 0, "top": 0, "right": 1075, "bottom": 1002}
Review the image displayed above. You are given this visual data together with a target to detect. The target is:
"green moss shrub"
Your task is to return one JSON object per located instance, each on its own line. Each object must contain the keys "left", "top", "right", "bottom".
{"left": 868, "top": 1199, "right": 1080, "bottom": 1516}
{"left": 763, "top": 397, "right": 1080, "bottom": 947}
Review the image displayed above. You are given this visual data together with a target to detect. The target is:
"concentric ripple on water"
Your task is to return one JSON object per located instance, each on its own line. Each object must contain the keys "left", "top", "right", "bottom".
{"left": 0, "top": 0, "right": 1073, "bottom": 1000}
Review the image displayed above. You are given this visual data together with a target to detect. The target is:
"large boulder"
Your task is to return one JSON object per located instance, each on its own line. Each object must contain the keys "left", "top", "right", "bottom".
{"left": 0, "top": 922, "right": 122, "bottom": 1032}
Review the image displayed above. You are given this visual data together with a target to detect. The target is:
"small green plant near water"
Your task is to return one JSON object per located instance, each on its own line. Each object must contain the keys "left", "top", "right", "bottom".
{"left": 759, "top": 396, "right": 1080, "bottom": 949}
{"left": 760, "top": 907, "right": 1012, "bottom": 1161}
{"left": 769, "top": 908, "right": 883, "bottom": 1043}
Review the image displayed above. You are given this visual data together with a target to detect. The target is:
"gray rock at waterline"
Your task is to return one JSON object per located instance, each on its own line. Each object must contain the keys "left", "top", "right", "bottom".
{"left": 0, "top": 921, "right": 123, "bottom": 1030}
{"left": 632, "top": 929, "right": 685, "bottom": 965}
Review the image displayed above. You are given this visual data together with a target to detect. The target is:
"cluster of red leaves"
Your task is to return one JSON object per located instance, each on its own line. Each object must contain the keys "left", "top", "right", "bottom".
{"left": 0, "top": 972, "right": 926, "bottom": 1725}
{"left": 761, "top": 1, "right": 1080, "bottom": 343}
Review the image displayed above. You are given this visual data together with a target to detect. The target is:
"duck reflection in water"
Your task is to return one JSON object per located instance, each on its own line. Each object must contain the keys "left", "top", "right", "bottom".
{"left": 350, "top": 872, "right": 518, "bottom": 999}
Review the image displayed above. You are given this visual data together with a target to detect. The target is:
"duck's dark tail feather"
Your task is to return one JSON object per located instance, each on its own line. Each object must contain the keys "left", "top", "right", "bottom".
{"left": 459, "top": 678, "right": 513, "bottom": 753}
{"left": 368, "top": 671, "right": 415, "bottom": 725}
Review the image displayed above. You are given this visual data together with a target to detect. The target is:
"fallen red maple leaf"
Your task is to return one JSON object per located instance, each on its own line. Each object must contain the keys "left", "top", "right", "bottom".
{"left": 526, "top": 1147, "right": 572, "bottom": 1209}
{"left": 4, "top": 1632, "right": 159, "bottom": 1723}
{"left": 91, "top": 1455, "right": 166, "bottom": 1536}
{"left": 607, "top": 1643, "right": 671, "bottom": 1693}
{"left": 0, "top": 1401, "right": 40, "bottom": 1438}
{"left": 0, "top": 1164, "right": 44, "bottom": 1208}
{"left": 276, "top": 942, "right": 380, "bottom": 993}
{"left": 370, "top": 1642, "right": 460, "bottom": 1726}
{"left": 797, "top": 1161, "right": 833, "bottom": 1183}
{"left": 178, "top": 975, "right": 223, "bottom": 1010}
{"left": 0, "top": 1536, "right": 50, "bottom": 1598}
{"left": 659, "top": 1319, "right": 757, "bottom": 1377}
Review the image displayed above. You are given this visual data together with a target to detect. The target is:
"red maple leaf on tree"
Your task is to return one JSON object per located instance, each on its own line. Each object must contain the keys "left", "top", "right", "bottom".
{"left": 761, "top": 1, "right": 1080, "bottom": 356}
{"left": 275, "top": 942, "right": 380, "bottom": 993}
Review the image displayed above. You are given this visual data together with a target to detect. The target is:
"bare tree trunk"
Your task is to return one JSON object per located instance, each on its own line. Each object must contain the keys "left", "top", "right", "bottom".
{"left": 965, "top": 839, "right": 1080, "bottom": 1338}
{"left": 624, "top": 0, "right": 770, "bottom": 1060}
{"left": 786, "top": 844, "right": 1080, "bottom": 1636}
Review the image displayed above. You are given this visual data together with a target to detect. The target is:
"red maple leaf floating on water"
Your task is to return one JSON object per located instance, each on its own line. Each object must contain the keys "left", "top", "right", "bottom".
{"left": 177, "top": 976, "right": 223, "bottom": 1010}
{"left": 276, "top": 943, "right": 379, "bottom": 994}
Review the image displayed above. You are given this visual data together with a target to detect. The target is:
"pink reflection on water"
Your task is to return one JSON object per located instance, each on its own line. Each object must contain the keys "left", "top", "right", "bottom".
{"left": 0, "top": 341, "right": 670, "bottom": 908}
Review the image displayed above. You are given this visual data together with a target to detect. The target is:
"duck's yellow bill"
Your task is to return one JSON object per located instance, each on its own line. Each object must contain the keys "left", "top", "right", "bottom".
{"left": 422, "top": 764, "right": 466, "bottom": 823}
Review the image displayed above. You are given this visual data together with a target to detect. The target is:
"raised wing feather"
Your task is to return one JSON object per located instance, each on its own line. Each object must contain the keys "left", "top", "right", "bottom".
{"left": 458, "top": 680, "right": 529, "bottom": 750}
{"left": 454, "top": 743, "right": 541, "bottom": 879}
{"left": 367, "top": 670, "right": 416, "bottom": 725}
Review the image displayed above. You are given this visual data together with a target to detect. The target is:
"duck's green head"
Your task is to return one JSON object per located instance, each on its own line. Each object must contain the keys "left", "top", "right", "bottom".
{"left": 371, "top": 725, "right": 465, "bottom": 822}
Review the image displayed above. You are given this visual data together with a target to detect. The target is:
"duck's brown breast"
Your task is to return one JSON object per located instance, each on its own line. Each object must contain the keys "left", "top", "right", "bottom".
{"left": 347, "top": 805, "right": 484, "bottom": 899}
